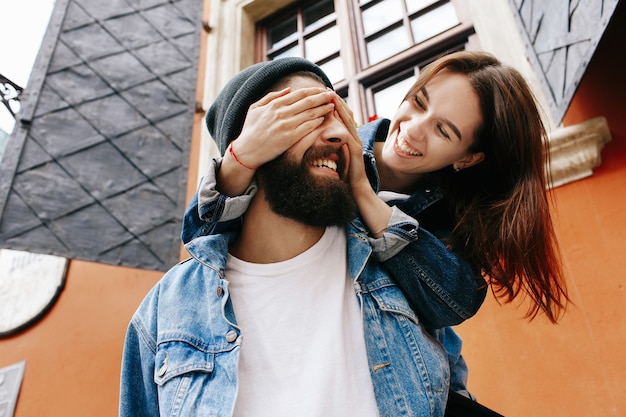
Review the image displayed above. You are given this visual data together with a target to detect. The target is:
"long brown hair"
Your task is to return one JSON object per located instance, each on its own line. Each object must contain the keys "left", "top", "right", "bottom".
{"left": 404, "top": 51, "right": 569, "bottom": 323}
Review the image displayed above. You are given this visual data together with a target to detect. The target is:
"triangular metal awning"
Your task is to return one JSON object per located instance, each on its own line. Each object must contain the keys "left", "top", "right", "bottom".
{"left": 509, "top": 0, "right": 620, "bottom": 124}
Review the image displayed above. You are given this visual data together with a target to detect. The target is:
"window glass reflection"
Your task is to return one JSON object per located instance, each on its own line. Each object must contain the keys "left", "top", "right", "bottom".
{"left": 271, "top": 44, "right": 301, "bottom": 60}
{"left": 305, "top": 25, "right": 340, "bottom": 63}
{"left": 319, "top": 56, "right": 344, "bottom": 84}
{"left": 411, "top": 2, "right": 458, "bottom": 43}
{"left": 373, "top": 76, "right": 416, "bottom": 120}
{"left": 405, "top": 0, "right": 438, "bottom": 14}
{"left": 362, "top": 0, "right": 403, "bottom": 36}
{"left": 367, "top": 27, "right": 410, "bottom": 65}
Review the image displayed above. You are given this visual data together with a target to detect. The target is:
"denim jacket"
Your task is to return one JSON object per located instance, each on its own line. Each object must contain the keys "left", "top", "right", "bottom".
{"left": 120, "top": 225, "right": 453, "bottom": 417}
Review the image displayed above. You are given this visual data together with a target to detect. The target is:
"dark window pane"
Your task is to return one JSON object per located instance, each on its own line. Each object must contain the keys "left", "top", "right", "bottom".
{"left": 303, "top": 0, "right": 335, "bottom": 28}
{"left": 268, "top": 15, "right": 298, "bottom": 50}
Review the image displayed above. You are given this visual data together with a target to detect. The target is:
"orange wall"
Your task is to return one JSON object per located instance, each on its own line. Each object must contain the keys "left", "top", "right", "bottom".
{"left": 0, "top": 261, "right": 161, "bottom": 416}
{"left": 455, "top": 5, "right": 626, "bottom": 416}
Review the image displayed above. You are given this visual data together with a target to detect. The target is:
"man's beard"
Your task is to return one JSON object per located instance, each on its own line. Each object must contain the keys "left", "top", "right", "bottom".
{"left": 255, "top": 147, "right": 357, "bottom": 227}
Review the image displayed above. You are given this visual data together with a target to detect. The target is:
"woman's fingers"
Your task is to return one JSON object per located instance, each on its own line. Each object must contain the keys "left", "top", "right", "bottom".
{"left": 332, "top": 94, "right": 358, "bottom": 136}
{"left": 258, "top": 88, "right": 335, "bottom": 144}
{"left": 332, "top": 94, "right": 362, "bottom": 153}
{"left": 250, "top": 87, "right": 291, "bottom": 108}
{"left": 331, "top": 93, "right": 370, "bottom": 188}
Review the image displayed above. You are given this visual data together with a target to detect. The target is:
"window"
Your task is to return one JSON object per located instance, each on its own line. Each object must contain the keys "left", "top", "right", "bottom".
{"left": 261, "top": 0, "right": 344, "bottom": 84}
{"left": 256, "top": 0, "right": 476, "bottom": 123}
{"left": 360, "top": 0, "right": 460, "bottom": 65}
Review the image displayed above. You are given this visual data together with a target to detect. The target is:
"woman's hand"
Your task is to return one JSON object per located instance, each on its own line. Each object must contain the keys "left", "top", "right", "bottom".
{"left": 218, "top": 87, "right": 335, "bottom": 196}
{"left": 332, "top": 93, "right": 372, "bottom": 196}
{"left": 333, "top": 93, "right": 392, "bottom": 237}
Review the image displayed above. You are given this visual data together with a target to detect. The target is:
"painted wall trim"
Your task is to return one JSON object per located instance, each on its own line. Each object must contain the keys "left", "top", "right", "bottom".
{"left": 548, "top": 117, "right": 612, "bottom": 189}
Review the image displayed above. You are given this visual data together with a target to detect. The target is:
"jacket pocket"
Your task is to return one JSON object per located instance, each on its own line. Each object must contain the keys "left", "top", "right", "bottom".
{"left": 154, "top": 340, "right": 215, "bottom": 386}
{"left": 369, "top": 282, "right": 420, "bottom": 325}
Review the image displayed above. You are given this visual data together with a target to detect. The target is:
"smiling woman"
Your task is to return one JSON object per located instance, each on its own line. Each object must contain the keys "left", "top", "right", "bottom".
{"left": 350, "top": 51, "right": 570, "bottom": 324}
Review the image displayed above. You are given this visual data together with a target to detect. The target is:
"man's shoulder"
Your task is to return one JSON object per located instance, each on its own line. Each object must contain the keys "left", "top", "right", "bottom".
{"left": 158, "top": 256, "right": 222, "bottom": 295}
{"left": 134, "top": 258, "right": 223, "bottom": 320}
{"left": 129, "top": 257, "right": 229, "bottom": 349}
{"left": 131, "top": 256, "right": 223, "bottom": 319}
{"left": 183, "top": 234, "right": 231, "bottom": 266}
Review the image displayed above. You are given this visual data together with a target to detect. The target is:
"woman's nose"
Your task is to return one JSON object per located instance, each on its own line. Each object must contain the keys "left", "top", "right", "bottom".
{"left": 404, "top": 115, "right": 427, "bottom": 142}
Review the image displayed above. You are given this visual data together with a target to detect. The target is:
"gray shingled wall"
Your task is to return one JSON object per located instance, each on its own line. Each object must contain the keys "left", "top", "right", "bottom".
{"left": 0, "top": 0, "right": 203, "bottom": 271}
{"left": 509, "top": 0, "right": 620, "bottom": 124}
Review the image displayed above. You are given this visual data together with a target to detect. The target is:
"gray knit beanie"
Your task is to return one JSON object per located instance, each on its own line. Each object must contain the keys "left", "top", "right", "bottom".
{"left": 206, "top": 57, "right": 334, "bottom": 156}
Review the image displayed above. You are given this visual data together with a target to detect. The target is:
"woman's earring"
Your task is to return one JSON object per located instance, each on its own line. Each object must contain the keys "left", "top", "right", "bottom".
{"left": 454, "top": 166, "right": 462, "bottom": 173}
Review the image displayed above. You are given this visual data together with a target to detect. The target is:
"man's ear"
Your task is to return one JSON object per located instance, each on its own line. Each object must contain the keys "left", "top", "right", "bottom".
{"left": 454, "top": 152, "right": 485, "bottom": 171}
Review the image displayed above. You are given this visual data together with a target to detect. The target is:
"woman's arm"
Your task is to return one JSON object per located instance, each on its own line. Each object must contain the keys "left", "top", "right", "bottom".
{"left": 181, "top": 157, "right": 255, "bottom": 244}
{"left": 336, "top": 96, "right": 394, "bottom": 238}
{"left": 384, "top": 222, "right": 487, "bottom": 328}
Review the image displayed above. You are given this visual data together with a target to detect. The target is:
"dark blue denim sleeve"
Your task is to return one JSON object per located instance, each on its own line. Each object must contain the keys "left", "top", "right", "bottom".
{"left": 182, "top": 192, "right": 217, "bottom": 244}
{"left": 383, "top": 224, "right": 487, "bottom": 328}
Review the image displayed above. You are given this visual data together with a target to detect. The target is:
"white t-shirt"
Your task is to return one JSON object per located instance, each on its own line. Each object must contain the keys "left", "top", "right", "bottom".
{"left": 226, "top": 226, "right": 379, "bottom": 417}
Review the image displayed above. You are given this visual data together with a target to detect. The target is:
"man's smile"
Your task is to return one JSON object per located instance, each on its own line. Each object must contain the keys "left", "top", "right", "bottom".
{"left": 303, "top": 147, "right": 345, "bottom": 179}
{"left": 311, "top": 158, "right": 338, "bottom": 172}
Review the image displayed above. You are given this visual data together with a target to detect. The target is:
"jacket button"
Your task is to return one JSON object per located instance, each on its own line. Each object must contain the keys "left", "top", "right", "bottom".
{"left": 225, "top": 330, "right": 238, "bottom": 343}
{"left": 216, "top": 286, "right": 224, "bottom": 297}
